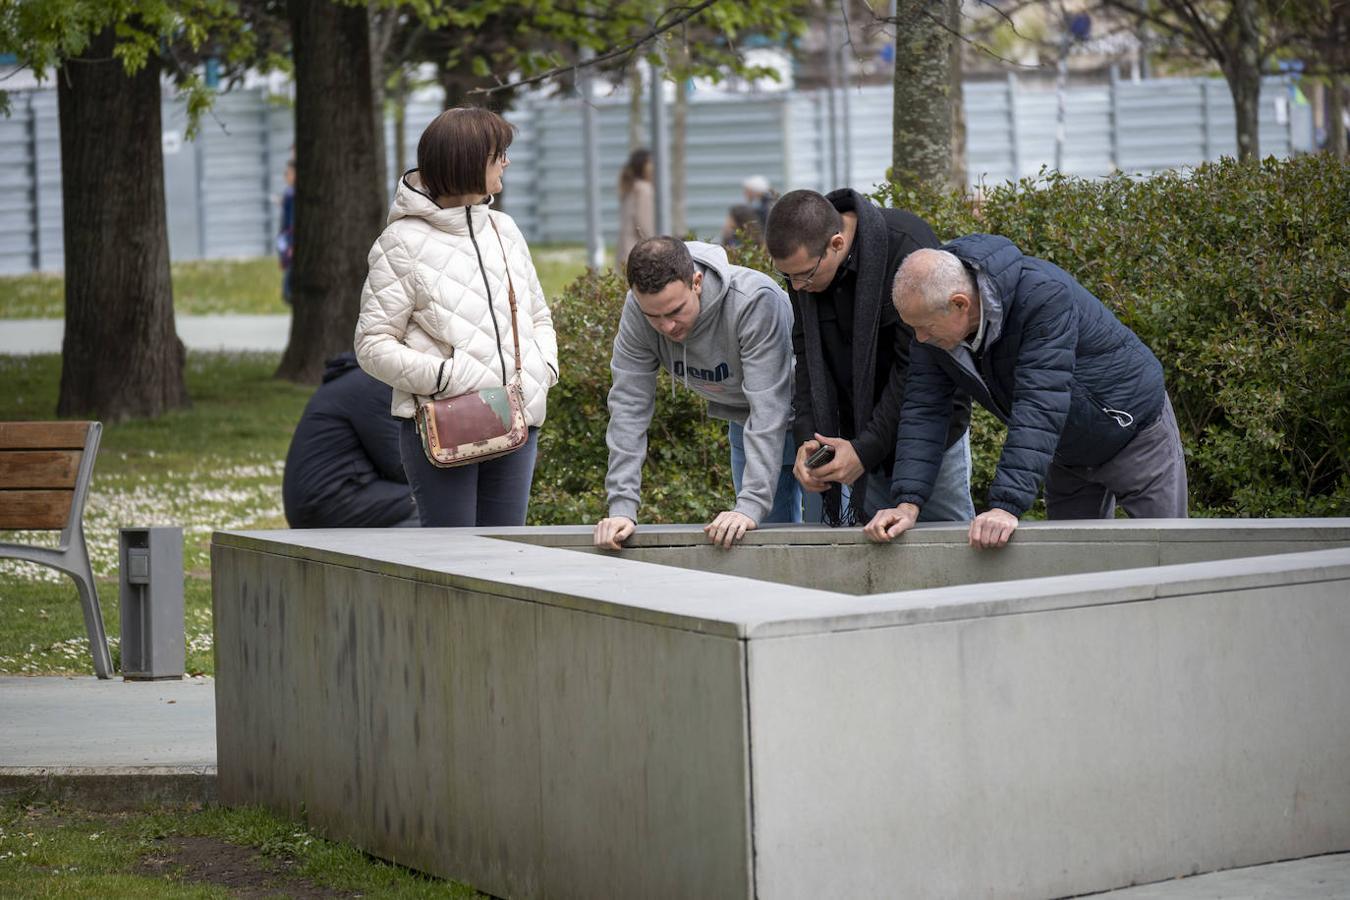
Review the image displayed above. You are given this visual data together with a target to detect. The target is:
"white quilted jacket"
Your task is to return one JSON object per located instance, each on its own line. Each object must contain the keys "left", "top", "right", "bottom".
{"left": 355, "top": 173, "right": 559, "bottom": 424}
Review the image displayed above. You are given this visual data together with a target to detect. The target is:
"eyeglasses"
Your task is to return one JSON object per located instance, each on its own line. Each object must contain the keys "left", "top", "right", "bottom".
{"left": 776, "top": 245, "right": 830, "bottom": 290}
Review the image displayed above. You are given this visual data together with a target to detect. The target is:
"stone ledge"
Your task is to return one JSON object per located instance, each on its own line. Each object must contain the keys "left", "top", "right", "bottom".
{"left": 0, "top": 766, "right": 218, "bottom": 810}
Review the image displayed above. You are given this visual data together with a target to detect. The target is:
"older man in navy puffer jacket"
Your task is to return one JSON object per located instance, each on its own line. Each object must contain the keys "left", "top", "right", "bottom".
{"left": 865, "top": 234, "right": 1187, "bottom": 548}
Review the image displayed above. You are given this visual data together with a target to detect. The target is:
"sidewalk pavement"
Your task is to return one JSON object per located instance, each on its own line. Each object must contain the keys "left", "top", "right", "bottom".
{"left": 0, "top": 315, "right": 291, "bottom": 355}
{"left": 0, "top": 675, "right": 216, "bottom": 808}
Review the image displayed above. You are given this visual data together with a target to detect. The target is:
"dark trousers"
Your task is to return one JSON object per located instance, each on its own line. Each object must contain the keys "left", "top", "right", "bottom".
{"left": 1045, "top": 393, "right": 1189, "bottom": 519}
{"left": 399, "top": 419, "right": 539, "bottom": 527}
{"left": 289, "top": 478, "right": 418, "bottom": 528}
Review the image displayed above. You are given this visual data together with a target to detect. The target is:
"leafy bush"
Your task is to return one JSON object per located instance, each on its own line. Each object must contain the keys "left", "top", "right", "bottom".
{"left": 881, "top": 154, "right": 1350, "bottom": 517}
{"left": 531, "top": 154, "right": 1349, "bottom": 525}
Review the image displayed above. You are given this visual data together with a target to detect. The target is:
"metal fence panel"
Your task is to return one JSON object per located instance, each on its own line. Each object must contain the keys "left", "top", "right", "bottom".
{"left": 0, "top": 76, "right": 1317, "bottom": 274}
{"left": 518, "top": 93, "right": 789, "bottom": 245}
{"left": 965, "top": 80, "right": 1016, "bottom": 186}
{"left": 786, "top": 92, "right": 828, "bottom": 194}
{"left": 31, "top": 91, "right": 63, "bottom": 273}
{"left": 0, "top": 95, "right": 36, "bottom": 275}
{"left": 841, "top": 87, "right": 895, "bottom": 193}
{"left": 199, "top": 91, "right": 278, "bottom": 258}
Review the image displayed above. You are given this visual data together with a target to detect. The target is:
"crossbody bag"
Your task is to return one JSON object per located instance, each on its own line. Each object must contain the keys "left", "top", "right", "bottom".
{"left": 413, "top": 215, "right": 528, "bottom": 467}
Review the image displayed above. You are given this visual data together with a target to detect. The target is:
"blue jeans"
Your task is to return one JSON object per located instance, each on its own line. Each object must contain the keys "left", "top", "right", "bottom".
{"left": 399, "top": 419, "right": 539, "bottom": 526}
{"left": 728, "top": 422, "right": 803, "bottom": 524}
{"left": 862, "top": 430, "right": 975, "bottom": 523}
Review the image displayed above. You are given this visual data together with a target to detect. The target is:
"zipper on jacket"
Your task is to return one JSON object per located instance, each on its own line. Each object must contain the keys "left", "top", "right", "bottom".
{"left": 1084, "top": 386, "right": 1135, "bottom": 429}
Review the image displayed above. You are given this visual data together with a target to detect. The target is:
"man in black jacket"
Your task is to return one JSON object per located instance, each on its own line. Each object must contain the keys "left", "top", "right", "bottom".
{"left": 283, "top": 353, "right": 418, "bottom": 528}
{"left": 765, "top": 189, "right": 973, "bottom": 526}
{"left": 865, "top": 237, "right": 1187, "bottom": 549}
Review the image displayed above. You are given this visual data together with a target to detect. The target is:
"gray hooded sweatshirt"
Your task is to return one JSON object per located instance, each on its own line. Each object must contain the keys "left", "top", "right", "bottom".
{"left": 606, "top": 242, "right": 794, "bottom": 524}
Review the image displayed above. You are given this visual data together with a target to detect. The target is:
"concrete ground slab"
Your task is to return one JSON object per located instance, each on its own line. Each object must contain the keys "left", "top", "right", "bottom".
{"left": 0, "top": 675, "right": 217, "bottom": 807}
{"left": 0, "top": 675, "right": 216, "bottom": 768}
{"left": 1092, "top": 852, "right": 1350, "bottom": 898}
{"left": 0, "top": 315, "right": 290, "bottom": 355}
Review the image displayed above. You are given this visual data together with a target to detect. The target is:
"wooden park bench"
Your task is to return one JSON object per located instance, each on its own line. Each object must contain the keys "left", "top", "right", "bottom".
{"left": 0, "top": 421, "right": 113, "bottom": 678}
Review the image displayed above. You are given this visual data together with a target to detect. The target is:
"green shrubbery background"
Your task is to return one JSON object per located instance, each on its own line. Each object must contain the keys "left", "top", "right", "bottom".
{"left": 530, "top": 154, "right": 1350, "bottom": 525}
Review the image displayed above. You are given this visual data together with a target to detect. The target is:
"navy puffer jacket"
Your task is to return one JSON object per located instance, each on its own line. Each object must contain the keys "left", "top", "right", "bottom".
{"left": 894, "top": 234, "right": 1165, "bottom": 516}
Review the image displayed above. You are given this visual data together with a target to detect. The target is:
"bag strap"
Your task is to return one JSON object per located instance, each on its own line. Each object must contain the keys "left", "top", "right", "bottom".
{"left": 487, "top": 216, "right": 523, "bottom": 377}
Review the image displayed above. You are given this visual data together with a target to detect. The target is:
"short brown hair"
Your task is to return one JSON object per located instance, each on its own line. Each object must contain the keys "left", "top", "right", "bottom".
{"left": 626, "top": 237, "right": 695, "bottom": 295}
{"left": 765, "top": 190, "right": 843, "bottom": 260}
{"left": 417, "top": 107, "right": 515, "bottom": 199}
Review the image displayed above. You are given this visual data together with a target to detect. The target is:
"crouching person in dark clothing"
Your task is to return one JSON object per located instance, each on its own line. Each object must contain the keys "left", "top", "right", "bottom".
{"left": 283, "top": 353, "right": 418, "bottom": 528}
{"left": 866, "top": 236, "right": 1187, "bottom": 549}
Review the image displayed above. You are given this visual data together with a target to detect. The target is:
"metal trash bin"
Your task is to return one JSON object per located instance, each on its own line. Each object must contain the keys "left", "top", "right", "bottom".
{"left": 118, "top": 527, "right": 185, "bottom": 680}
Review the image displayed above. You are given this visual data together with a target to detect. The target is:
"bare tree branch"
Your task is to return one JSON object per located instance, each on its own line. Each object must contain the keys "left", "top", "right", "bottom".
{"left": 469, "top": 0, "right": 722, "bottom": 95}
{"left": 837, "top": 0, "right": 866, "bottom": 67}
{"left": 872, "top": 2, "right": 1047, "bottom": 70}
{"left": 1099, "top": 0, "right": 1226, "bottom": 62}
{"left": 965, "top": 0, "right": 1040, "bottom": 43}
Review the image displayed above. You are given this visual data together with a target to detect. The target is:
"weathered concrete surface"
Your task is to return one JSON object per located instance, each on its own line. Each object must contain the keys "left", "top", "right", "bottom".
{"left": 1095, "top": 851, "right": 1350, "bottom": 898}
{"left": 212, "top": 520, "right": 1350, "bottom": 899}
{"left": 0, "top": 675, "right": 215, "bottom": 767}
{"left": 748, "top": 577, "right": 1350, "bottom": 898}
{"left": 0, "top": 675, "right": 217, "bottom": 808}
{"left": 0, "top": 767, "right": 217, "bottom": 810}
{"left": 547, "top": 519, "right": 1350, "bottom": 595}
{"left": 213, "top": 544, "right": 752, "bottom": 899}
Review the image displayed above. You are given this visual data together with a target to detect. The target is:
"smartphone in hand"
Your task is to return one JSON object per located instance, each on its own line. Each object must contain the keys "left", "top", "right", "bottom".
{"left": 805, "top": 444, "right": 835, "bottom": 469}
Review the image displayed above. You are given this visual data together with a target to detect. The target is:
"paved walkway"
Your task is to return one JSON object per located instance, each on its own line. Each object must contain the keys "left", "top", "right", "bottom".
{"left": 0, "top": 675, "right": 215, "bottom": 768}
{"left": 0, "top": 315, "right": 291, "bottom": 355}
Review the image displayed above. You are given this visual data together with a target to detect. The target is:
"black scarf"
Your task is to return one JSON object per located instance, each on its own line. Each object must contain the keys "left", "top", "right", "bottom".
{"left": 797, "top": 190, "right": 891, "bottom": 526}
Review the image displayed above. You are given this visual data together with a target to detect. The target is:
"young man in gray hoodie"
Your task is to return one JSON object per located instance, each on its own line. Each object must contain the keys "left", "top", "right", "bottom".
{"left": 594, "top": 237, "right": 797, "bottom": 549}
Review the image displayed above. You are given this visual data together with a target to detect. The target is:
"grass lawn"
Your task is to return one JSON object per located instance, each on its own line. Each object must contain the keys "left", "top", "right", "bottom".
{"left": 0, "top": 801, "right": 482, "bottom": 898}
{"left": 0, "top": 246, "right": 590, "bottom": 319}
{"left": 0, "top": 352, "right": 308, "bottom": 677}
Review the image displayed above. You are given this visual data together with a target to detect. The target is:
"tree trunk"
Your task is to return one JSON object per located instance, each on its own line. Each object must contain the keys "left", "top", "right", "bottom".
{"left": 55, "top": 27, "right": 189, "bottom": 422}
{"left": 1329, "top": 76, "right": 1347, "bottom": 159}
{"left": 891, "top": 0, "right": 955, "bottom": 190}
{"left": 947, "top": 0, "right": 967, "bottom": 188}
{"left": 671, "top": 46, "right": 689, "bottom": 236}
{"left": 1225, "top": 0, "right": 1262, "bottom": 162}
{"left": 278, "top": 0, "right": 387, "bottom": 384}
{"left": 628, "top": 66, "right": 644, "bottom": 151}
{"left": 1224, "top": 63, "right": 1262, "bottom": 162}
{"left": 370, "top": 9, "right": 399, "bottom": 210}
{"left": 392, "top": 70, "right": 410, "bottom": 176}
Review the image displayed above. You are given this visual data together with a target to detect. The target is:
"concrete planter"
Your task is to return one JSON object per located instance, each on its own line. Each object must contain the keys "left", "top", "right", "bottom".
{"left": 212, "top": 520, "right": 1350, "bottom": 898}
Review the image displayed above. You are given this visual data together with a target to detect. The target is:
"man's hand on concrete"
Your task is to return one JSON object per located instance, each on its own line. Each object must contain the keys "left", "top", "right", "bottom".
{"left": 793, "top": 440, "right": 830, "bottom": 493}
{"left": 593, "top": 516, "right": 636, "bottom": 550}
{"left": 811, "top": 433, "right": 865, "bottom": 485}
{"left": 968, "top": 508, "right": 1018, "bottom": 548}
{"left": 704, "top": 510, "right": 756, "bottom": 548}
{"left": 864, "top": 503, "right": 920, "bottom": 543}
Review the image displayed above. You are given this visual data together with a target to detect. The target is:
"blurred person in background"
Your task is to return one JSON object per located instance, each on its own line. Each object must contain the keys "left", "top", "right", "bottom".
{"left": 719, "top": 203, "right": 763, "bottom": 250}
{"left": 617, "top": 148, "right": 655, "bottom": 270}
{"left": 742, "top": 174, "right": 776, "bottom": 231}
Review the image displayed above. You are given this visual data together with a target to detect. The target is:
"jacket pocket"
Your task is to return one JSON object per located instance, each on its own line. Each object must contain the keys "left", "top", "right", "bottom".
{"left": 1055, "top": 383, "right": 1138, "bottom": 466}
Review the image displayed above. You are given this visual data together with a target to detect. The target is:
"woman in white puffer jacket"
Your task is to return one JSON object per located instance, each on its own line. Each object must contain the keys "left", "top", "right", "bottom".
{"left": 355, "top": 108, "right": 559, "bottom": 526}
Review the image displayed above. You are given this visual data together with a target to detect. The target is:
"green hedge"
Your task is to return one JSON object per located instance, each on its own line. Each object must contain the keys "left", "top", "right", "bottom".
{"left": 530, "top": 154, "right": 1350, "bottom": 524}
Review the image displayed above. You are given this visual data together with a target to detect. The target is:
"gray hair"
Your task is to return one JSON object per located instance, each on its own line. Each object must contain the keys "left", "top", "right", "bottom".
{"left": 892, "top": 248, "right": 974, "bottom": 315}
